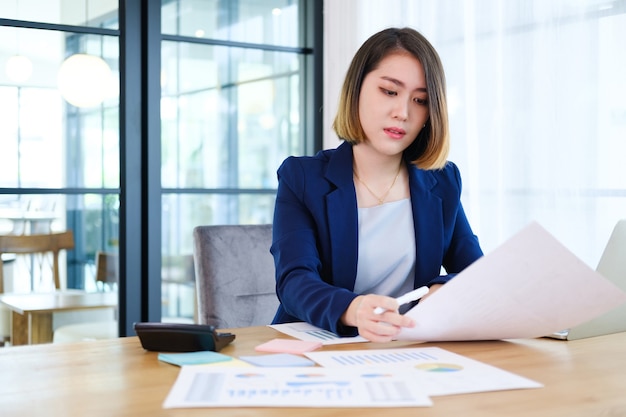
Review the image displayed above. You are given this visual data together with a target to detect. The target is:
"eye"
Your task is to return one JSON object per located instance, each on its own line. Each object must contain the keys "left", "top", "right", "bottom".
{"left": 414, "top": 97, "right": 428, "bottom": 105}
{"left": 381, "top": 88, "right": 397, "bottom": 96}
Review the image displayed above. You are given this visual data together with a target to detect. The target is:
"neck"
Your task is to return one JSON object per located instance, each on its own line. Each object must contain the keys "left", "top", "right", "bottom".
{"left": 352, "top": 147, "right": 403, "bottom": 181}
{"left": 352, "top": 149, "right": 405, "bottom": 206}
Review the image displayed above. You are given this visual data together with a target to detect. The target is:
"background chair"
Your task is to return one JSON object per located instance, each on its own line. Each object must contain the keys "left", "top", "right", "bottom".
{"left": 193, "top": 224, "right": 278, "bottom": 329}
{"left": 0, "top": 230, "right": 74, "bottom": 293}
{"left": 94, "top": 251, "right": 118, "bottom": 292}
{"left": 0, "top": 231, "right": 74, "bottom": 345}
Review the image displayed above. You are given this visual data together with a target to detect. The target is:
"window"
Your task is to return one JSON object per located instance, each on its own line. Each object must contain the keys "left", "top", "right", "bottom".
{"left": 159, "top": 0, "right": 319, "bottom": 320}
{"left": 1, "top": 0, "right": 321, "bottom": 331}
{"left": 0, "top": 3, "right": 119, "bottom": 294}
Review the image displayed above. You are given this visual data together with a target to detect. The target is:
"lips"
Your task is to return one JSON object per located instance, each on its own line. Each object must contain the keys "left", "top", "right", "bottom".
{"left": 384, "top": 127, "right": 406, "bottom": 139}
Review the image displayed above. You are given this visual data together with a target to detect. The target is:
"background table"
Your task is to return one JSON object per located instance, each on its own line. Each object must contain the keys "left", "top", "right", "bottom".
{"left": 0, "top": 326, "right": 624, "bottom": 417}
{"left": 0, "top": 291, "right": 117, "bottom": 345}
{"left": 0, "top": 209, "right": 57, "bottom": 235}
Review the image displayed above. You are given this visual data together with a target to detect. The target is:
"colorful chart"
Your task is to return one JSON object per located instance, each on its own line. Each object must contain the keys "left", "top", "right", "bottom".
{"left": 235, "top": 373, "right": 265, "bottom": 378}
{"left": 415, "top": 363, "right": 463, "bottom": 372}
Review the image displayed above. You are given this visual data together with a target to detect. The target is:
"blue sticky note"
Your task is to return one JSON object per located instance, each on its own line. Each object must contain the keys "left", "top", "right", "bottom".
{"left": 239, "top": 353, "right": 316, "bottom": 367}
{"left": 158, "top": 351, "right": 233, "bottom": 366}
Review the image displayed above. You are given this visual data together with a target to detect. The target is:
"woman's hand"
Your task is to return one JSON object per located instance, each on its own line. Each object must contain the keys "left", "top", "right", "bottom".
{"left": 341, "top": 294, "right": 415, "bottom": 342}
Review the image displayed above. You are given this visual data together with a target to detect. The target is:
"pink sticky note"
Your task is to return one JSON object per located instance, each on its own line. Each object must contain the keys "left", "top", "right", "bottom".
{"left": 254, "top": 338, "right": 323, "bottom": 354}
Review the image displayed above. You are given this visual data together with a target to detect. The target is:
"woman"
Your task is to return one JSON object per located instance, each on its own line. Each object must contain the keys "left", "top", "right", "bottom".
{"left": 270, "top": 27, "right": 483, "bottom": 342}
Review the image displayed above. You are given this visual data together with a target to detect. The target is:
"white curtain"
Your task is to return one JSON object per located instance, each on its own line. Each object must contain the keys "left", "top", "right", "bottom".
{"left": 324, "top": 0, "right": 626, "bottom": 266}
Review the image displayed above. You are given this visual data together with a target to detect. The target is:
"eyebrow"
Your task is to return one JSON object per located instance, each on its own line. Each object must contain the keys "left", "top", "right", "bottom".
{"left": 380, "top": 76, "right": 427, "bottom": 92}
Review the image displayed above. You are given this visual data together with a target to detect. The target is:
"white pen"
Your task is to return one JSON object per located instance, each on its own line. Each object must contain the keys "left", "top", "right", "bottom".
{"left": 373, "top": 286, "right": 430, "bottom": 315}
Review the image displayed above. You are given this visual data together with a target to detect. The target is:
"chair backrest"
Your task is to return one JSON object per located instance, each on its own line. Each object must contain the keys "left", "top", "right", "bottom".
{"left": 192, "top": 224, "right": 277, "bottom": 329}
{"left": 0, "top": 231, "right": 74, "bottom": 293}
{"left": 95, "top": 251, "right": 118, "bottom": 291}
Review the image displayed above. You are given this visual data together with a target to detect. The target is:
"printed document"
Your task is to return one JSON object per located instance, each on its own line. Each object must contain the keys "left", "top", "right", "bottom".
{"left": 305, "top": 347, "right": 542, "bottom": 396}
{"left": 398, "top": 222, "right": 626, "bottom": 341}
{"left": 163, "top": 366, "right": 432, "bottom": 408}
{"left": 269, "top": 322, "right": 367, "bottom": 345}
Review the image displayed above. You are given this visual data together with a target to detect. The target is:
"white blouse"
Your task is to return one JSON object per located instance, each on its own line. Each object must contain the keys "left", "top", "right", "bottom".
{"left": 353, "top": 198, "right": 416, "bottom": 311}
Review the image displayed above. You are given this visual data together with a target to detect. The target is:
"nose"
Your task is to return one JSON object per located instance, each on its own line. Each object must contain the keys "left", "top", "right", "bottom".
{"left": 391, "top": 100, "right": 409, "bottom": 121}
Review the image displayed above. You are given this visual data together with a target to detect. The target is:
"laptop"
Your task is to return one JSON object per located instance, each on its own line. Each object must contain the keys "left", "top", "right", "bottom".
{"left": 547, "top": 219, "right": 626, "bottom": 340}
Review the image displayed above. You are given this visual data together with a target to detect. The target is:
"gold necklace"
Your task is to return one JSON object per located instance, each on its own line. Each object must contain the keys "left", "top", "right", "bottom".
{"left": 353, "top": 163, "right": 402, "bottom": 205}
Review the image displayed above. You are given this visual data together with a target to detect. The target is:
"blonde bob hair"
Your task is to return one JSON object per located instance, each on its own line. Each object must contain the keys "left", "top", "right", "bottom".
{"left": 332, "top": 27, "right": 449, "bottom": 170}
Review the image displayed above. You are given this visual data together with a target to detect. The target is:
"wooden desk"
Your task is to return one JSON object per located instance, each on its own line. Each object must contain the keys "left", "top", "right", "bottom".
{"left": 0, "top": 326, "right": 624, "bottom": 417}
{"left": 0, "top": 291, "right": 117, "bottom": 345}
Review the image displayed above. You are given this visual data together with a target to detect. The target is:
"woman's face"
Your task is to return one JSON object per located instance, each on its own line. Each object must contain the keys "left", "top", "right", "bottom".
{"left": 358, "top": 52, "right": 430, "bottom": 157}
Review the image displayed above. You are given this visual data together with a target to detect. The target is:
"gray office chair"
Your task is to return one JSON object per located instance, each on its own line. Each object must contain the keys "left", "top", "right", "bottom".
{"left": 192, "top": 224, "right": 278, "bottom": 329}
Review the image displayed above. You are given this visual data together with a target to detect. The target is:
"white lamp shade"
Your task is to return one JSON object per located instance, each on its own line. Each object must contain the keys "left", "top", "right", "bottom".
{"left": 5, "top": 55, "right": 33, "bottom": 83}
{"left": 57, "top": 54, "right": 113, "bottom": 108}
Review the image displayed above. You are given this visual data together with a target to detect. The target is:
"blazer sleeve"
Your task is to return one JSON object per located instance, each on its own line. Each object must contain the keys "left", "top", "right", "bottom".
{"left": 430, "top": 162, "right": 483, "bottom": 285}
{"left": 270, "top": 157, "right": 358, "bottom": 335}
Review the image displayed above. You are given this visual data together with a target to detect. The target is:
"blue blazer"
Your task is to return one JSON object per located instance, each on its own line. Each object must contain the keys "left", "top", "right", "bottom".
{"left": 270, "top": 142, "right": 483, "bottom": 336}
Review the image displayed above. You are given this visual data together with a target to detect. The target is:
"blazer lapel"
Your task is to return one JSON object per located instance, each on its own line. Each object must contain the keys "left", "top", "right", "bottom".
{"left": 325, "top": 143, "right": 359, "bottom": 290}
{"left": 408, "top": 166, "right": 444, "bottom": 285}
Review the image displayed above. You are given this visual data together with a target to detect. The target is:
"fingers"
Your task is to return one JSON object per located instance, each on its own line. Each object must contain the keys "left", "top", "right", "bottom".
{"left": 355, "top": 294, "right": 415, "bottom": 342}
{"left": 359, "top": 328, "right": 396, "bottom": 343}
{"left": 361, "top": 294, "right": 398, "bottom": 314}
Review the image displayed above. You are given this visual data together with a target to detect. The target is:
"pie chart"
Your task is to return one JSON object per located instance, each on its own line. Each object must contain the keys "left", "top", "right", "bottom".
{"left": 415, "top": 363, "right": 463, "bottom": 372}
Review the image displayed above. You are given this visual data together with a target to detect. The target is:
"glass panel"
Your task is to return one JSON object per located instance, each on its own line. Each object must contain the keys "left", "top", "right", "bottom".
{"left": 19, "top": 88, "right": 64, "bottom": 188}
{"left": 162, "top": 253, "right": 195, "bottom": 320}
{"left": 162, "top": 193, "right": 275, "bottom": 253}
{"left": 162, "top": 0, "right": 301, "bottom": 47}
{"left": 0, "top": 0, "right": 119, "bottom": 29}
{"left": 1, "top": 2, "right": 121, "bottom": 320}
{"left": 0, "top": 193, "right": 119, "bottom": 292}
{"left": 0, "top": 26, "right": 119, "bottom": 189}
{"left": 74, "top": 105, "right": 120, "bottom": 188}
{"left": 0, "top": 87, "right": 19, "bottom": 187}
{"left": 160, "top": 193, "right": 275, "bottom": 323}
{"left": 161, "top": 41, "right": 302, "bottom": 189}
{"left": 160, "top": 0, "right": 309, "bottom": 322}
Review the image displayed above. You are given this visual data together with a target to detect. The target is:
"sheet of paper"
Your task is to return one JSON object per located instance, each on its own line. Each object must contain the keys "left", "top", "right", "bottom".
{"left": 269, "top": 322, "right": 367, "bottom": 345}
{"left": 239, "top": 353, "right": 316, "bottom": 367}
{"left": 162, "top": 366, "right": 432, "bottom": 408}
{"left": 305, "top": 347, "right": 542, "bottom": 397}
{"left": 398, "top": 222, "right": 626, "bottom": 341}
